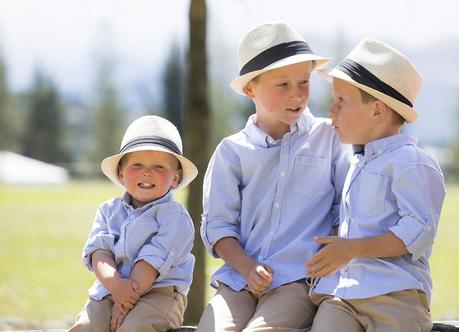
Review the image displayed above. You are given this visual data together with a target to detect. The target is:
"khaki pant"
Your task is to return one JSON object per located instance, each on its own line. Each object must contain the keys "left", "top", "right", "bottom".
{"left": 310, "top": 289, "right": 432, "bottom": 332}
{"left": 196, "top": 281, "right": 316, "bottom": 332}
{"left": 68, "top": 286, "right": 186, "bottom": 332}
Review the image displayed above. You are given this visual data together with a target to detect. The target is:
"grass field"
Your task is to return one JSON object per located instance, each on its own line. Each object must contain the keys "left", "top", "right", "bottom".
{"left": 0, "top": 181, "right": 458, "bottom": 326}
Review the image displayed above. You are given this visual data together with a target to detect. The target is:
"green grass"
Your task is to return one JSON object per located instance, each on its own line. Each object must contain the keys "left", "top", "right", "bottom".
{"left": 0, "top": 181, "right": 458, "bottom": 324}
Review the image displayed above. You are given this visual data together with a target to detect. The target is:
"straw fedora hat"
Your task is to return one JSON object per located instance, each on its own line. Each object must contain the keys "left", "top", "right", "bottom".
{"left": 101, "top": 115, "right": 198, "bottom": 192}
{"left": 231, "top": 22, "right": 331, "bottom": 95}
{"left": 322, "top": 38, "right": 422, "bottom": 123}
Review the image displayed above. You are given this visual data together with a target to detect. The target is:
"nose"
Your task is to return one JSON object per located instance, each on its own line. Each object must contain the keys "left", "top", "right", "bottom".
{"left": 142, "top": 168, "right": 153, "bottom": 177}
{"left": 291, "top": 86, "right": 305, "bottom": 101}
{"left": 328, "top": 104, "right": 336, "bottom": 119}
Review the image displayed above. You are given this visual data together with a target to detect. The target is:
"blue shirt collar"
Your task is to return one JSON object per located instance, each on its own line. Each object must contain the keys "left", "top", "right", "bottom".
{"left": 122, "top": 191, "right": 173, "bottom": 210}
{"left": 362, "top": 133, "right": 417, "bottom": 159}
{"left": 243, "top": 108, "right": 314, "bottom": 148}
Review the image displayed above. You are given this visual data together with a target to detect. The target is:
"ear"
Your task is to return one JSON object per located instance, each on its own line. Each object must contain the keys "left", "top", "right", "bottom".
{"left": 372, "top": 100, "right": 389, "bottom": 123}
{"left": 243, "top": 82, "right": 256, "bottom": 99}
{"left": 170, "top": 169, "right": 183, "bottom": 189}
{"left": 118, "top": 168, "right": 125, "bottom": 185}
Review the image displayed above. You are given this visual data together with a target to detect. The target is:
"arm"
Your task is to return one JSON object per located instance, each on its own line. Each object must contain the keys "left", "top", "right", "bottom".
{"left": 306, "top": 232, "right": 407, "bottom": 278}
{"left": 130, "top": 259, "right": 159, "bottom": 295}
{"left": 91, "top": 249, "right": 139, "bottom": 308}
{"left": 215, "top": 237, "right": 273, "bottom": 294}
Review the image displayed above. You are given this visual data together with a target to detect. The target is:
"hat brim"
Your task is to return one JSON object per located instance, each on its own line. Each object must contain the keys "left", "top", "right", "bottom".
{"left": 320, "top": 68, "right": 418, "bottom": 123}
{"left": 101, "top": 145, "right": 198, "bottom": 192}
{"left": 231, "top": 53, "right": 331, "bottom": 95}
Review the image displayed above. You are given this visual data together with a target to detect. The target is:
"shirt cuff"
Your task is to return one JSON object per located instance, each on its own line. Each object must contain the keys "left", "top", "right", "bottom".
{"left": 82, "top": 233, "right": 116, "bottom": 271}
{"left": 201, "top": 217, "right": 241, "bottom": 258}
{"left": 389, "top": 216, "right": 435, "bottom": 261}
{"left": 135, "top": 251, "right": 175, "bottom": 282}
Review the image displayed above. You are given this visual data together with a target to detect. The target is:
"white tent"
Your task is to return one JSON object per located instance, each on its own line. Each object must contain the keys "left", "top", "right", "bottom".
{"left": 0, "top": 151, "right": 69, "bottom": 184}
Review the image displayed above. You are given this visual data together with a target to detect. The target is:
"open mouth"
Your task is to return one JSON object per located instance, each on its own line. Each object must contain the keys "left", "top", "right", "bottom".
{"left": 138, "top": 182, "right": 155, "bottom": 189}
{"left": 286, "top": 107, "right": 302, "bottom": 113}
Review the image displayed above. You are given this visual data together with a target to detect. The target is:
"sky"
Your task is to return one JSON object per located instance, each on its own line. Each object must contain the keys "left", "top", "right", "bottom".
{"left": 0, "top": 0, "right": 458, "bottom": 143}
{"left": 0, "top": 0, "right": 458, "bottom": 91}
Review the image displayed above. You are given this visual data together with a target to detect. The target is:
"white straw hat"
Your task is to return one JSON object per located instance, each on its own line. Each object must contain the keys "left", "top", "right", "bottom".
{"left": 101, "top": 115, "right": 198, "bottom": 191}
{"left": 322, "top": 38, "right": 422, "bottom": 123}
{"left": 231, "top": 22, "right": 331, "bottom": 95}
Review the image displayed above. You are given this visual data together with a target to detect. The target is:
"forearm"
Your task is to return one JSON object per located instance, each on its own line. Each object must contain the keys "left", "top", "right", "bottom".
{"left": 130, "top": 260, "right": 159, "bottom": 295}
{"left": 214, "top": 237, "right": 257, "bottom": 279}
{"left": 350, "top": 231, "right": 408, "bottom": 259}
{"left": 91, "top": 249, "right": 121, "bottom": 291}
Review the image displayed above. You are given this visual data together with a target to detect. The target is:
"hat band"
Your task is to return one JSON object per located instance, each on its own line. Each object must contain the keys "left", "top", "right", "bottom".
{"left": 240, "top": 41, "right": 313, "bottom": 76}
{"left": 119, "top": 136, "right": 182, "bottom": 155}
{"left": 337, "top": 59, "right": 413, "bottom": 108}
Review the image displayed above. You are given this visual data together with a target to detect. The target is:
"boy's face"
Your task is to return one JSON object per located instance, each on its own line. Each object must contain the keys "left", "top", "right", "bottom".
{"left": 118, "top": 150, "right": 182, "bottom": 208}
{"left": 329, "top": 78, "right": 376, "bottom": 145}
{"left": 244, "top": 61, "right": 313, "bottom": 138}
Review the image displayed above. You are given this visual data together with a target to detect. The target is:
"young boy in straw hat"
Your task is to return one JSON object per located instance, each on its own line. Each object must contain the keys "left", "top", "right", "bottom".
{"left": 69, "top": 115, "right": 198, "bottom": 332}
{"left": 306, "top": 39, "right": 446, "bottom": 332}
{"left": 197, "top": 22, "right": 350, "bottom": 331}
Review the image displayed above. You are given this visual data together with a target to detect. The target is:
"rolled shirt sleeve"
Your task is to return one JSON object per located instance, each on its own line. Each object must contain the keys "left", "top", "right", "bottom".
{"left": 389, "top": 164, "right": 445, "bottom": 261}
{"left": 201, "top": 140, "right": 243, "bottom": 257}
{"left": 82, "top": 203, "right": 117, "bottom": 271}
{"left": 135, "top": 210, "right": 194, "bottom": 281}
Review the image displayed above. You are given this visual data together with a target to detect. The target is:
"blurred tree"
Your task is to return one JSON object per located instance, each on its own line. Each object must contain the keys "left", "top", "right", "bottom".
{"left": 448, "top": 90, "right": 459, "bottom": 181}
{"left": 183, "top": 0, "right": 210, "bottom": 324}
{"left": 163, "top": 42, "right": 185, "bottom": 135}
{"left": 86, "top": 56, "right": 124, "bottom": 175}
{"left": 21, "top": 68, "right": 70, "bottom": 164}
{"left": 0, "top": 53, "right": 9, "bottom": 149}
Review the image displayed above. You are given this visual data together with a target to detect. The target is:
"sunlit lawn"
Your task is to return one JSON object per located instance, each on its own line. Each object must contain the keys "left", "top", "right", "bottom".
{"left": 0, "top": 181, "right": 458, "bottom": 326}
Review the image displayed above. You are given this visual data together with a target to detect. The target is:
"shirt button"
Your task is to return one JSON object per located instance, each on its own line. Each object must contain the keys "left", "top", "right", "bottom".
{"left": 258, "top": 256, "right": 263, "bottom": 261}
{"left": 273, "top": 202, "right": 280, "bottom": 208}
{"left": 280, "top": 171, "right": 285, "bottom": 177}
{"left": 130, "top": 214, "right": 135, "bottom": 220}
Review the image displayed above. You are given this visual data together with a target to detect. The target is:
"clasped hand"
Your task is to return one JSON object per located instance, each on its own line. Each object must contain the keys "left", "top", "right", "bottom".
{"left": 109, "top": 278, "right": 140, "bottom": 332}
{"left": 245, "top": 263, "right": 274, "bottom": 295}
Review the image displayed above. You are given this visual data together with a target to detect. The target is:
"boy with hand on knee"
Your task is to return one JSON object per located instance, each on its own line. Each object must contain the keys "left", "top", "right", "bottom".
{"left": 306, "top": 39, "right": 446, "bottom": 332}
{"left": 69, "top": 115, "right": 198, "bottom": 332}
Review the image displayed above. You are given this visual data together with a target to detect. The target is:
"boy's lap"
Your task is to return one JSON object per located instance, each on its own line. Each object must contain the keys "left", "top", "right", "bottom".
{"left": 311, "top": 290, "right": 432, "bottom": 332}
{"left": 198, "top": 281, "right": 316, "bottom": 331}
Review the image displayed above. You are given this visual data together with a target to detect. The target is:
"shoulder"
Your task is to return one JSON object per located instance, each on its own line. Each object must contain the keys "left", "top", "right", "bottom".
{"left": 154, "top": 199, "right": 193, "bottom": 227}
{"left": 391, "top": 144, "right": 441, "bottom": 170}
{"left": 97, "top": 196, "right": 123, "bottom": 213}
{"left": 308, "top": 116, "right": 338, "bottom": 138}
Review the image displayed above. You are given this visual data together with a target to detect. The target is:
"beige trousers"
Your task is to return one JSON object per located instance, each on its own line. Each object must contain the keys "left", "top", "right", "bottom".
{"left": 196, "top": 281, "right": 316, "bottom": 332}
{"left": 310, "top": 289, "right": 432, "bottom": 332}
{"left": 68, "top": 286, "right": 186, "bottom": 332}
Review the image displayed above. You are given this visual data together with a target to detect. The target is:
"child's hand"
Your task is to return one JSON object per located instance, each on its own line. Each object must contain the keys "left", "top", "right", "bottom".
{"left": 109, "top": 278, "right": 140, "bottom": 309}
{"left": 111, "top": 302, "right": 129, "bottom": 332}
{"left": 305, "top": 236, "right": 354, "bottom": 278}
{"left": 246, "top": 263, "right": 274, "bottom": 295}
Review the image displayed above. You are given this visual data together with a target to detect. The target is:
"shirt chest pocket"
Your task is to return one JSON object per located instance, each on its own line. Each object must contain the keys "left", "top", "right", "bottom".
{"left": 352, "top": 172, "right": 388, "bottom": 217}
{"left": 293, "top": 155, "right": 331, "bottom": 198}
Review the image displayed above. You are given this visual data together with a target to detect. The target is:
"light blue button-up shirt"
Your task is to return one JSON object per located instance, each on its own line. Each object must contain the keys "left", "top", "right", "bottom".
{"left": 314, "top": 134, "right": 445, "bottom": 303}
{"left": 201, "top": 109, "right": 351, "bottom": 291}
{"left": 83, "top": 192, "right": 195, "bottom": 300}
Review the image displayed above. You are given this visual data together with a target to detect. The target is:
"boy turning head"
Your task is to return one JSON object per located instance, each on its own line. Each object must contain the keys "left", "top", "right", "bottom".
{"left": 197, "top": 22, "right": 350, "bottom": 331}
{"left": 307, "top": 39, "right": 446, "bottom": 332}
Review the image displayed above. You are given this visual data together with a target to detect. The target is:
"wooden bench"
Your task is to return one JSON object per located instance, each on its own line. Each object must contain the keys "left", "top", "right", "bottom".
{"left": 168, "top": 322, "right": 459, "bottom": 331}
